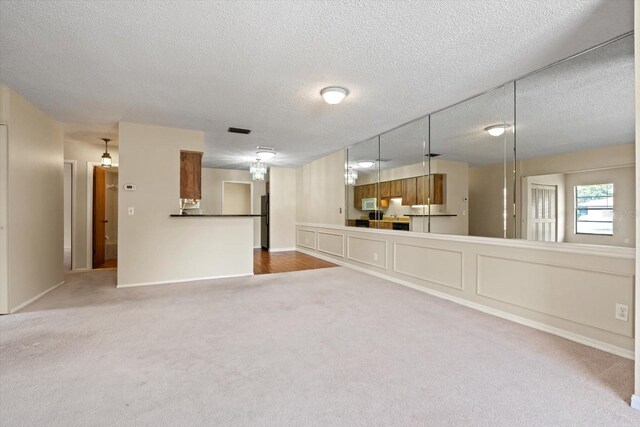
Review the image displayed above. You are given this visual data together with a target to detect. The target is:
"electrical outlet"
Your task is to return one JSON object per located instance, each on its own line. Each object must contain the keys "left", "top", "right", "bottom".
{"left": 128, "top": 207, "right": 135, "bottom": 216}
{"left": 615, "top": 303, "right": 628, "bottom": 322}
{"left": 373, "top": 253, "right": 378, "bottom": 261}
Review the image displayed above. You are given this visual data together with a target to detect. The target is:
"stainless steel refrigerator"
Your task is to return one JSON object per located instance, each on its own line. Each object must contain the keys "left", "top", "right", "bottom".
{"left": 261, "top": 195, "right": 269, "bottom": 249}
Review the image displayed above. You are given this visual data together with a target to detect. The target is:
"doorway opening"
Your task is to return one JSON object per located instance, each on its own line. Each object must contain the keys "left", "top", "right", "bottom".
{"left": 63, "top": 161, "right": 75, "bottom": 271}
{"left": 92, "top": 165, "right": 118, "bottom": 269}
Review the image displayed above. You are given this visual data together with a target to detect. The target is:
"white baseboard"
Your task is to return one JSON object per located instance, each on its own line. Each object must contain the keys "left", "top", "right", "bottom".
{"left": 631, "top": 395, "right": 640, "bottom": 410}
{"left": 10, "top": 280, "right": 65, "bottom": 313}
{"left": 297, "top": 247, "right": 635, "bottom": 360}
{"left": 116, "top": 272, "right": 253, "bottom": 288}
{"left": 268, "top": 247, "right": 297, "bottom": 252}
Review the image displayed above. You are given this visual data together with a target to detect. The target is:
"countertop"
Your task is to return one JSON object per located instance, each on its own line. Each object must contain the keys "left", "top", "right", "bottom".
{"left": 170, "top": 214, "right": 265, "bottom": 217}
{"left": 405, "top": 213, "right": 457, "bottom": 217}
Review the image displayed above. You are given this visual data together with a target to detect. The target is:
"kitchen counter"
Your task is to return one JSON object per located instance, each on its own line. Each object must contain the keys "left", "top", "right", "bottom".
{"left": 170, "top": 214, "right": 264, "bottom": 217}
{"left": 405, "top": 214, "right": 457, "bottom": 217}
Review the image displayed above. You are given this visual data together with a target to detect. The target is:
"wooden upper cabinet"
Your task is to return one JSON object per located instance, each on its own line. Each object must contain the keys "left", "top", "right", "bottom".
{"left": 380, "top": 181, "right": 391, "bottom": 199}
{"left": 364, "top": 183, "right": 377, "bottom": 199}
{"left": 180, "top": 150, "right": 203, "bottom": 200}
{"left": 431, "top": 174, "right": 445, "bottom": 205}
{"left": 389, "top": 180, "right": 402, "bottom": 198}
{"left": 353, "top": 185, "right": 363, "bottom": 209}
{"left": 401, "top": 178, "right": 417, "bottom": 206}
{"left": 416, "top": 175, "right": 427, "bottom": 205}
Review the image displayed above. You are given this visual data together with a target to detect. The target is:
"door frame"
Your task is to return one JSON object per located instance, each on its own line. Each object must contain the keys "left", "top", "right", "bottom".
{"left": 64, "top": 159, "right": 77, "bottom": 270}
{"left": 221, "top": 180, "right": 253, "bottom": 214}
{"left": 86, "top": 162, "right": 118, "bottom": 269}
{"left": 0, "top": 125, "right": 8, "bottom": 314}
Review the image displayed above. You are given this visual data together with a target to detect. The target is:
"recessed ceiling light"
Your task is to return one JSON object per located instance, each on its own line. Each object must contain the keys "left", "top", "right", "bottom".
{"left": 321, "top": 87, "right": 348, "bottom": 105}
{"left": 357, "top": 160, "right": 375, "bottom": 168}
{"left": 484, "top": 124, "right": 510, "bottom": 137}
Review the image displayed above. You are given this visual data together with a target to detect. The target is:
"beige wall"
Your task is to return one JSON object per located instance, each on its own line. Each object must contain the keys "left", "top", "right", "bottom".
{"left": 296, "top": 150, "right": 345, "bottom": 226}
{"left": 222, "top": 182, "right": 251, "bottom": 214}
{"left": 296, "top": 223, "right": 634, "bottom": 358}
{"left": 64, "top": 140, "right": 120, "bottom": 269}
{"left": 64, "top": 163, "right": 72, "bottom": 248}
{"left": 634, "top": 0, "right": 639, "bottom": 405}
{"left": 270, "top": 167, "right": 297, "bottom": 250}
{"left": 117, "top": 122, "right": 253, "bottom": 286}
{"left": 200, "top": 167, "right": 265, "bottom": 248}
{"left": 470, "top": 144, "right": 635, "bottom": 245}
{"left": 1, "top": 86, "right": 64, "bottom": 312}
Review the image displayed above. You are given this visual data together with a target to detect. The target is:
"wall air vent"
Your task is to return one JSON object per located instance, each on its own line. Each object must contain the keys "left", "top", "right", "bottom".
{"left": 228, "top": 127, "right": 252, "bottom": 134}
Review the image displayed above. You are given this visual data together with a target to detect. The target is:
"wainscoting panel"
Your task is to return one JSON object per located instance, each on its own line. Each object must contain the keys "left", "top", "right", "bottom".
{"left": 393, "top": 243, "right": 463, "bottom": 290}
{"left": 477, "top": 255, "right": 633, "bottom": 337}
{"left": 318, "top": 232, "right": 344, "bottom": 257}
{"left": 347, "top": 236, "right": 387, "bottom": 269}
{"left": 297, "top": 229, "right": 316, "bottom": 250}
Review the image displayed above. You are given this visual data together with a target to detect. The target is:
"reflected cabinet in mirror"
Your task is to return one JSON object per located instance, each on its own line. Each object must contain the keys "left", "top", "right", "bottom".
{"left": 344, "top": 34, "right": 634, "bottom": 247}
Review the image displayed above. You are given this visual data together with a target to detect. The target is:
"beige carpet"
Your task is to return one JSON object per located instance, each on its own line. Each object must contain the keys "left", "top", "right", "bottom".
{"left": 1, "top": 267, "right": 638, "bottom": 426}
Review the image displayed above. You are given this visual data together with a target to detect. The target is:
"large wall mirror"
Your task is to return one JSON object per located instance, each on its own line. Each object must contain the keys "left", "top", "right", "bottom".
{"left": 344, "top": 33, "right": 634, "bottom": 248}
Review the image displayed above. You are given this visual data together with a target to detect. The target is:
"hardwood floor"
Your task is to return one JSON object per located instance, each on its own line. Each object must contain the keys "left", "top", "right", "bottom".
{"left": 253, "top": 249, "right": 336, "bottom": 275}
{"left": 95, "top": 259, "right": 117, "bottom": 269}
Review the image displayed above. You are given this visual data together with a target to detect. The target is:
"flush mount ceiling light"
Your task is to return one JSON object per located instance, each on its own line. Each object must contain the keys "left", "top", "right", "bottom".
{"left": 357, "top": 160, "right": 375, "bottom": 168}
{"left": 321, "top": 86, "right": 348, "bottom": 105}
{"left": 100, "top": 138, "right": 112, "bottom": 167}
{"left": 256, "top": 146, "right": 276, "bottom": 161}
{"left": 484, "top": 124, "right": 511, "bottom": 137}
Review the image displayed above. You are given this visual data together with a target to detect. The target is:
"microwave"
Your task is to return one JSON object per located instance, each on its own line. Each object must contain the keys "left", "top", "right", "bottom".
{"left": 362, "top": 197, "right": 377, "bottom": 211}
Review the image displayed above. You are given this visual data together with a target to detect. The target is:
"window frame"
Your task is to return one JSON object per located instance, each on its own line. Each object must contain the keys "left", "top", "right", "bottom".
{"left": 574, "top": 183, "right": 614, "bottom": 236}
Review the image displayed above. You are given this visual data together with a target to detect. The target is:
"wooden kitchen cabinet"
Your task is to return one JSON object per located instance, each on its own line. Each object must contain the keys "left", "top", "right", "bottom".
{"left": 432, "top": 174, "right": 445, "bottom": 205}
{"left": 401, "top": 178, "right": 417, "bottom": 206}
{"left": 380, "top": 181, "right": 391, "bottom": 198}
{"left": 180, "top": 150, "right": 203, "bottom": 200}
{"left": 416, "top": 175, "right": 427, "bottom": 205}
{"left": 390, "top": 180, "right": 402, "bottom": 198}
{"left": 354, "top": 185, "right": 364, "bottom": 209}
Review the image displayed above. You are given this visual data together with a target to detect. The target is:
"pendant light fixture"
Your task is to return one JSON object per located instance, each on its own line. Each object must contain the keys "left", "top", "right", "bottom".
{"left": 250, "top": 160, "right": 267, "bottom": 181}
{"left": 249, "top": 147, "right": 276, "bottom": 181}
{"left": 101, "top": 138, "right": 112, "bottom": 167}
{"left": 345, "top": 167, "right": 358, "bottom": 186}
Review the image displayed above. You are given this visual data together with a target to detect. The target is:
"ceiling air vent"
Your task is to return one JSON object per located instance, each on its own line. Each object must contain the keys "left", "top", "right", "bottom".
{"left": 228, "top": 127, "right": 252, "bottom": 134}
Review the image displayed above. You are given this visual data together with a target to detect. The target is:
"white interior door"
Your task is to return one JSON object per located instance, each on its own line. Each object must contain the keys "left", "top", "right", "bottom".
{"left": 0, "top": 125, "right": 8, "bottom": 313}
{"left": 528, "top": 183, "right": 557, "bottom": 242}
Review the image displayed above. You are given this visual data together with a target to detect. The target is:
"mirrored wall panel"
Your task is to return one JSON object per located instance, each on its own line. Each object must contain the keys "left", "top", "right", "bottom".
{"left": 431, "top": 84, "right": 515, "bottom": 238}
{"left": 344, "top": 34, "right": 634, "bottom": 247}
{"left": 516, "top": 35, "right": 634, "bottom": 247}
{"left": 346, "top": 136, "right": 380, "bottom": 229}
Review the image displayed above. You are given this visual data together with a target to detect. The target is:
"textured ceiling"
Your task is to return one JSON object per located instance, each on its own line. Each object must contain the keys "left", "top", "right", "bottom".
{"left": 348, "top": 34, "right": 634, "bottom": 170}
{"left": 0, "top": 0, "right": 634, "bottom": 169}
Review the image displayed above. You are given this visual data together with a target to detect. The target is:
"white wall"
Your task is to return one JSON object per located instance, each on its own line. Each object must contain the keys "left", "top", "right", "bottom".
{"left": 270, "top": 167, "right": 297, "bottom": 250}
{"left": 0, "top": 86, "right": 64, "bottom": 312}
{"left": 64, "top": 140, "right": 120, "bottom": 269}
{"left": 200, "top": 167, "right": 265, "bottom": 248}
{"left": 117, "top": 122, "right": 253, "bottom": 286}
